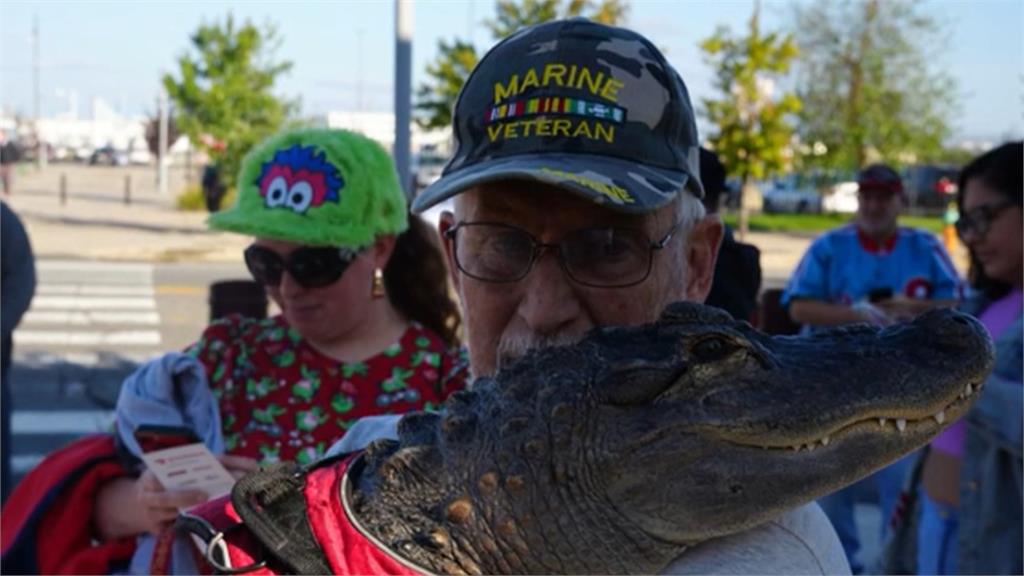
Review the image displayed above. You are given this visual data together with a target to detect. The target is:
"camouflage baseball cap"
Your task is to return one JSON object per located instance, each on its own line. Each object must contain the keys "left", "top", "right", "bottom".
{"left": 411, "top": 18, "right": 703, "bottom": 216}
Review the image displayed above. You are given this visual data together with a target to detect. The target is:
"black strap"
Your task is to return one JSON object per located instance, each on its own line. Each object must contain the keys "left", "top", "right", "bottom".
{"left": 230, "top": 462, "right": 332, "bottom": 575}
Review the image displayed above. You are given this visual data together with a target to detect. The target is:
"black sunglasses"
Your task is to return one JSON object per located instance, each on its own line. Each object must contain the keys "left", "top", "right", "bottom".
{"left": 955, "top": 201, "right": 1016, "bottom": 240}
{"left": 244, "top": 245, "right": 360, "bottom": 289}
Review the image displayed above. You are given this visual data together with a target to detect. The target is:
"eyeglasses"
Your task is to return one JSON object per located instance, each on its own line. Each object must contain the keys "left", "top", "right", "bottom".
{"left": 955, "top": 201, "right": 1016, "bottom": 240}
{"left": 443, "top": 220, "right": 683, "bottom": 288}
{"left": 244, "top": 244, "right": 360, "bottom": 289}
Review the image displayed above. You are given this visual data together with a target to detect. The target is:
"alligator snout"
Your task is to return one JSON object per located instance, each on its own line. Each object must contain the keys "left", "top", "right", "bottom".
{"left": 904, "top": 307, "right": 990, "bottom": 355}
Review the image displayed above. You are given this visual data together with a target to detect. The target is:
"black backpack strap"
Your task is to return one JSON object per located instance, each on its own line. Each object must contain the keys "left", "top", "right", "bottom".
{"left": 230, "top": 462, "right": 332, "bottom": 575}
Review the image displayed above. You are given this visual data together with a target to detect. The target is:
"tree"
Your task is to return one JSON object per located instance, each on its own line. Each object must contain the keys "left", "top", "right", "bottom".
{"left": 163, "top": 15, "right": 295, "bottom": 190}
{"left": 415, "top": 0, "right": 627, "bottom": 130}
{"left": 143, "top": 112, "right": 180, "bottom": 159}
{"left": 791, "top": 0, "right": 955, "bottom": 171}
{"left": 700, "top": 3, "right": 800, "bottom": 238}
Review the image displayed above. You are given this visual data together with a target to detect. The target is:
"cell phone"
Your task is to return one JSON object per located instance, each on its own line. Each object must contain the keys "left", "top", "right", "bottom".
{"left": 868, "top": 287, "right": 894, "bottom": 303}
{"left": 134, "top": 424, "right": 201, "bottom": 454}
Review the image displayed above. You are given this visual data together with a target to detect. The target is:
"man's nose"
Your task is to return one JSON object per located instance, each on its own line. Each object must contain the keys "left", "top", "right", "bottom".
{"left": 516, "top": 250, "right": 582, "bottom": 336}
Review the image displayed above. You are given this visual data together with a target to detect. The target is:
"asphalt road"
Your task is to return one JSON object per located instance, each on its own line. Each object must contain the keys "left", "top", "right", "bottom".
{"left": 8, "top": 258, "right": 248, "bottom": 484}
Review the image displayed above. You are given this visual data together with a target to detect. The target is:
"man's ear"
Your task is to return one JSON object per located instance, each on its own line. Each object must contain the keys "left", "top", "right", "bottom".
{"left": 685, "top": 215, "right": 724, "bottom": 302}
{"left": 439, "top": 211, "right": 461, "bottom": 292}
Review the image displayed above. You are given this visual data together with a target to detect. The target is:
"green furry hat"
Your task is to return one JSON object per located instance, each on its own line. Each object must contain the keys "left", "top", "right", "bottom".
{"left": 208, "top": 128, "right": 408, "bottom": 248}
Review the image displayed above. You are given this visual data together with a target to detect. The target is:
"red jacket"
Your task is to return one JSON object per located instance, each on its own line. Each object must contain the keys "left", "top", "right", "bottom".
{"left": 1, "top": 435, "right": 137, "bottom": 574}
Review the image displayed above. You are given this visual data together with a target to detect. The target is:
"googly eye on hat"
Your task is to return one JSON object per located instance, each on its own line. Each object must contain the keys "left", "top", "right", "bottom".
{"left": 208, "top": 128, "right": 409, "bottom": 248}
{"left": 411, "top": 18, "right": 703, "bottom": 216}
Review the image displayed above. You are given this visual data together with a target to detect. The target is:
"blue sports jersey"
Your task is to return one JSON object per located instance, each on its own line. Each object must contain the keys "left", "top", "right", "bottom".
{"left": 782, "top": 224, "right": 961, "bottom": 308}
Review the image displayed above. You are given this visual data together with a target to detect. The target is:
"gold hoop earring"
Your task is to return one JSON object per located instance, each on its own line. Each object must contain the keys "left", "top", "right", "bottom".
{"left": 371, "top": 268, "right": 385, "bottom": 298}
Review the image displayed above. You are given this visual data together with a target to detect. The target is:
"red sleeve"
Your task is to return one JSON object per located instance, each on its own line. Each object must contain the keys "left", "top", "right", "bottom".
{"left": 1, "top": 435, "right": 137, "bottom": 575}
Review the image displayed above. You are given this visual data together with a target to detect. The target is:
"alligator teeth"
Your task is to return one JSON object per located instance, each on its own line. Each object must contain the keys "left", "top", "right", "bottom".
{"left": 821, "top": 436, "right": 830, "bottom": 447}
{"left": 804, "top": 443, "right": 816, "bottom": 452}
{"left": 965, "top": 383, "right": 973, "bottom": 397}
{"left": 896, "top": 419, "right": 907, "bottom": 432}
{"left": 878, "top": 418, "right": 887, "bottom": 428}
{"left": 792, "top": 445, "right": 802, "bottom": 452}
{"left": 934, "top": 411, "right": 946, "bottom": 424}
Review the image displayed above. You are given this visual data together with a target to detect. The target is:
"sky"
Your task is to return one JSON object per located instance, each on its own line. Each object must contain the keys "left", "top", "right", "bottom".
{"left": 1, "top": 0, "right": 1021, "bottom": 143}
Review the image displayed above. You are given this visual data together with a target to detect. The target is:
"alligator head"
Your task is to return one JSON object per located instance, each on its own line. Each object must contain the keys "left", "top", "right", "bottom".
{"left": 349, "top": 302, "right": 994, "bottom": 574}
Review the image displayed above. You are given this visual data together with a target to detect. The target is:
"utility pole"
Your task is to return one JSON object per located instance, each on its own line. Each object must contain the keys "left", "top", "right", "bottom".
{"left": 394, "top": 0, "right": 413, "bottom": 199}
{"left": 356, "top": 28, "right": 365, "bottom": 113}
{"left": 158, "top": 89, "right": 169, "bottom": 195}
{"left": 32, "top": 15, "right": 46, "bottom": 169}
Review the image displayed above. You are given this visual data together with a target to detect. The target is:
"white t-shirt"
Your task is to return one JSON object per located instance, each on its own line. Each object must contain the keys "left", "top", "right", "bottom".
{"left": 330, "top": 416, "right": 851, "bottom": 576}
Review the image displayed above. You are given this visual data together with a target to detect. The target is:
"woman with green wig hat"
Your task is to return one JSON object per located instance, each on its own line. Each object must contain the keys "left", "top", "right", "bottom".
{"left": 92, "top": 128, "right": 466, "bottom": 541}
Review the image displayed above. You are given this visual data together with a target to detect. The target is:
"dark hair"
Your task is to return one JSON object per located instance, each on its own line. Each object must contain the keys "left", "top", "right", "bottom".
{"left": 384, "top": 214, "right": 462, "bottom": 346}
{"left": 699, "top": 147, "right": 727, "bottom": 213}
{"left": 956, "top": 141, "right": 1023, "bottom": 298}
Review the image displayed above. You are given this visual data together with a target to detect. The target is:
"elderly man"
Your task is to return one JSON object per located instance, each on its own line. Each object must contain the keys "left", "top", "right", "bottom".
{"left": 337, "top": 18, "right": 849, "bottom": 575}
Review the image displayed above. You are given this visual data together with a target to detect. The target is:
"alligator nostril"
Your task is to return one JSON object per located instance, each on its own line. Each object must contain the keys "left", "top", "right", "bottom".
{"left": 952, "top": 316, "right": 970, "bottom": 326}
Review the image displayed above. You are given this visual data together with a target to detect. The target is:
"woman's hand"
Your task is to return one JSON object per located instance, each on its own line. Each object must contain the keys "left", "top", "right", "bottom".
{"left": 219, "top": 454, "right": 260, "bottom": 480}
{"left": 95, "top": 473, "right": 207, "bottom": 540}
{"left": 134, "top": 470, "right": 209, "bottom": 535}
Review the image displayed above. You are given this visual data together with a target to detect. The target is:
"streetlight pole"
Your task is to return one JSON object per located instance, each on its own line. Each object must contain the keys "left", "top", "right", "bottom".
{"left": 158, "top": 89, "right": 169, "bottom": 196}
{"left": 32, "top": 14, "right": 46, "bottom": 169}
{"left": 394, "top": 0, "right": 413, "bottom": 199}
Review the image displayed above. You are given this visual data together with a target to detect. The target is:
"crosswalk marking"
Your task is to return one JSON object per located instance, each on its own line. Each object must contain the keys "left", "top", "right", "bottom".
{"left": 23, "top": 310, "right": 161, "bottom": 325}
{"left": 37, "top": 284, "right": 155, "bottom": 296}
{"left": 13, "top": 410, "right": 115, "bottom": 434}
{"left": 32, "top": 296, "right": 156, "bottom": 310}
{"left": 17, "top": 350, "right": 159, "bottom": 367}
{"left": 12, "top": 260, "right": 162, "bottom": 481}
{"left": 15, "top": 330, "right": 162, "bottom": 346}
{"left": 13, "top": 455, "right": 45, "bottom": 474}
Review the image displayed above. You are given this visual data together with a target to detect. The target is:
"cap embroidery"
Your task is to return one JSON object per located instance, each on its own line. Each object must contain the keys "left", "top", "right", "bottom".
{"left": 256, "top": 144, "right": 345, "bottom": 215}
{"left": 539, "top": 167, "right": 634, "bottom": 204}
{"left": 486, "top": 97, "right": 625, "bottom": 125}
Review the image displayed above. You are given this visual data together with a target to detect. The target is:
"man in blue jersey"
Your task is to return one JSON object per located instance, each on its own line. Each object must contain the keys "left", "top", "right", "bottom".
{"left": 782, "top": 163, "right": 961, "bottom": 572}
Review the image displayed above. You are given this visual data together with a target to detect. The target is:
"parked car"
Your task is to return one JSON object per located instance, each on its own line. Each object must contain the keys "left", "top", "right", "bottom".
{"left": 903, "top": 164, "right": 959, "bottom": 213}
{"left": 414, "top": 152, "right": 447, "bottom": 190}
{"left": 762, "top": 174, "right": 821, "bottom": 214}
{"left": 821, "top": 180, "right": 859, "bottom": 214}
{"left": 89, "top": 145, "right": 127, "bottom": 166}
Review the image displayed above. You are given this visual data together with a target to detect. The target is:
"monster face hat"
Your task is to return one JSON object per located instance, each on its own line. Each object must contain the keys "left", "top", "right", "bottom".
{"left": 209, "top": 128, "right": 408, "bottom": 248}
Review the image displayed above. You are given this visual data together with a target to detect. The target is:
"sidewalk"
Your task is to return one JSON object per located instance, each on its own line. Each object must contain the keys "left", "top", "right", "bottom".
{"left": 5, "top": 164, "right": 250, "bottom": 262}
{"left": 3, "top": 163, "right": 965, "bottom": 282}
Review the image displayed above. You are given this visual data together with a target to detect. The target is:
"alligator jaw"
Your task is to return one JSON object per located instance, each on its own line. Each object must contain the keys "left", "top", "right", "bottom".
{"left": 725, "top": 372, "right": 986, "bottom": 453}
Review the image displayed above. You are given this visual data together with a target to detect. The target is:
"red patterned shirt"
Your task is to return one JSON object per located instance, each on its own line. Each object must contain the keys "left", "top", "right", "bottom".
{"left": 187, "top": 315, "right": 467, "bottom": 466}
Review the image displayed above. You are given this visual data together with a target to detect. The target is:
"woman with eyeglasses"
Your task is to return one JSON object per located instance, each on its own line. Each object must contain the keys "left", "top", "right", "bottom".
{"left": 885, "top": 141, "right": 1022, "bottom": 575}
{"left": 91, "top": 128, "right": 467, "bottom": 544}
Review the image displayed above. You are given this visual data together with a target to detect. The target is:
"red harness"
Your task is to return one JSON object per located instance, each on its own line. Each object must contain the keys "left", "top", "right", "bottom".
{"left": 177, "top": 452, "right": 425, "bottom": 575}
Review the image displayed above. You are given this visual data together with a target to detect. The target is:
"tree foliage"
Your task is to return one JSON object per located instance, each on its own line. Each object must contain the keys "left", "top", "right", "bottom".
{"left": 700, "top": 4, "right": 800, "bottom": 236}
{"left": 415, "top": 0, "right": 627, "bottom": 130}
{"left": 162, "top": 15, "right": 295, "bottom": 190}
{"left": 791, "top": 0, "right": 955, "bottom": 171}
{"left": 144, "top": 112, "right": 180, "bottom": 159}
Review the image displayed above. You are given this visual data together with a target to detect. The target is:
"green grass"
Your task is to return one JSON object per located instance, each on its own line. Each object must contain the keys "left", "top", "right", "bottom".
{"left": 720, "top": 212, "right": 946, "bottom": 234}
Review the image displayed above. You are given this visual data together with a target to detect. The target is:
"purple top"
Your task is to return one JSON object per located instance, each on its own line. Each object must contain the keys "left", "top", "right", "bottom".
{"left": 931, "top": 288, "right": 1023, "bottom": 456}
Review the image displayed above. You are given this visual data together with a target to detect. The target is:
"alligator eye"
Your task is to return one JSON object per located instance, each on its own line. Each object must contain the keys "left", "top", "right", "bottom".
{"left": 691, "top": 336, "right": 733, "bottom": 362}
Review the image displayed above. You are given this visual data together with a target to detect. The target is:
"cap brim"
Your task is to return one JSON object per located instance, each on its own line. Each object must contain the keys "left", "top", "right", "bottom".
{"left": 410, "top": 153, "right": 694, "bottom": 215}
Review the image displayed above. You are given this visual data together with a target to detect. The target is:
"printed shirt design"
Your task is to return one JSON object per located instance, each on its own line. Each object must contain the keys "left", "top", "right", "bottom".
{"left": 188, "top": 315, "right": 468, "bottom": 466}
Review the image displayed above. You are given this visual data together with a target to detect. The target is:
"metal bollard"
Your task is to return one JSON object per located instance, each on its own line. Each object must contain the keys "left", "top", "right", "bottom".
{"left": 124, "top": 174, "right": 132, "bottom": 205}
{"left": 60, "top": 173, "right": 67, "bottom": 205}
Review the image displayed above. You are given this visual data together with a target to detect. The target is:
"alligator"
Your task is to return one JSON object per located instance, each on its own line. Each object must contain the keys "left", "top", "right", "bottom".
{"left": 342, "top": 302, "right": 992, "bottom": 574}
